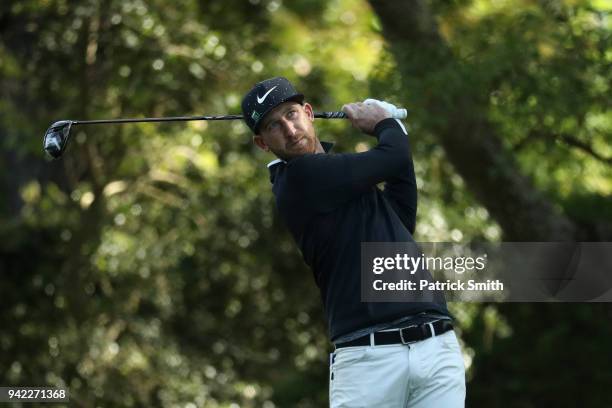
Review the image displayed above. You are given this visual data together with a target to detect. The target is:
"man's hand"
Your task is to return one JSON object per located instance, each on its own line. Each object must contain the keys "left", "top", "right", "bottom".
{"left": 363, "top": 99, "right": 405, "bottom": 118}
{"left": 342, "top": 102, "right": 391, "bottom": 135}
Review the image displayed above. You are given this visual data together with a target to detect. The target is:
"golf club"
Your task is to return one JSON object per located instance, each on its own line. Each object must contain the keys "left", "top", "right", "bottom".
{"left": 43, "top": 109, "right": 408, "bottom": 159}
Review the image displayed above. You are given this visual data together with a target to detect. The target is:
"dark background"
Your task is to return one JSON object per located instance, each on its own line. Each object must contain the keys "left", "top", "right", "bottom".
{"left": 1, "top": 0, "right": 611, "bottom": 406}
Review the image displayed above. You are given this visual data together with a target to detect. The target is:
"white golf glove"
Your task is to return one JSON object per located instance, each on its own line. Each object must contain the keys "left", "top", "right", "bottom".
{"left": 363, "top": 98, "right": 408, "bottom": 134}
{"left": 363, "top": 98, "right": 407, "bottom": 119}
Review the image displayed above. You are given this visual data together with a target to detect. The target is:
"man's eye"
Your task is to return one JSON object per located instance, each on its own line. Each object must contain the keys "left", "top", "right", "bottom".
{"left": 287, "top": 110, "right": 296, "bottom": 118}
{"left": 268, "top": 122, "right": 279, "bottom": 131}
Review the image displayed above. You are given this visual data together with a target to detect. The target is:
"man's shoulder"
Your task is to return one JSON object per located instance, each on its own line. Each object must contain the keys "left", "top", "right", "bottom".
{"left": 272, "top": 153, "right": 328, "bottom": 183}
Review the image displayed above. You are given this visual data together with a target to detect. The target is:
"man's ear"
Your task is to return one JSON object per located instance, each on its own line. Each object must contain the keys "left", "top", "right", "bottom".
{"left": 253, "top": 135, "right": 270, "bottom": 151}
{"left": 303, "top": 102, "right": 314, "bottom": 122}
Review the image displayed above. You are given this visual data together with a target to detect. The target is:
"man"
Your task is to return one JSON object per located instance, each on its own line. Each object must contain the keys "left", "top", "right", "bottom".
{"left": 242, "top": 77, "right": 465, "bottom": 407}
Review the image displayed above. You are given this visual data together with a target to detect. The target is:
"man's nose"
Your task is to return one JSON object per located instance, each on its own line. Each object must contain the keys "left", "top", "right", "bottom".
{"left": 281, "top": 119, "right": 297, "bottom": 138}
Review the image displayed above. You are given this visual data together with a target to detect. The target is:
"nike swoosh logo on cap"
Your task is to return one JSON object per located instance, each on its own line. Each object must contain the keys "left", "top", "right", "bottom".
{"left": 257, "top": 85, "right": 278, "bottom": 104}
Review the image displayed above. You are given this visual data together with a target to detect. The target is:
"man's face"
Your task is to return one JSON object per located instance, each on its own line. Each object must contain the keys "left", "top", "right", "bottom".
{"left": 253, "top": 102, "right": 318, "bottom": 160}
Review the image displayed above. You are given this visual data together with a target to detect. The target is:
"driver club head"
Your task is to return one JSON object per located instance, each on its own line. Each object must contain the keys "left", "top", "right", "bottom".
{"left": 43, "top": 120, "right": 73, "bottom": 159}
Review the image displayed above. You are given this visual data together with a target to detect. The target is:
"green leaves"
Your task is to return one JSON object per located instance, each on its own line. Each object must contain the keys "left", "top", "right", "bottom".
{"left": 1, "top": 0, "right": 611, "bottom": 406}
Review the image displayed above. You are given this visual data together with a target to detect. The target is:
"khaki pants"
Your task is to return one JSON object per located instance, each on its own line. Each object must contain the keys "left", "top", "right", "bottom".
{"left": 329, "top": 330, "right": 465, "bottom": 407}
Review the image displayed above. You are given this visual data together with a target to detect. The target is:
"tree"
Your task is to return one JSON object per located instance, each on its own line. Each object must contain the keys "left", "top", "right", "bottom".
{"left": 368, "top": 0, "right": 611, "bottom": 241}
{"left": 1, "top": 0, "right": 611, "bottom": 406}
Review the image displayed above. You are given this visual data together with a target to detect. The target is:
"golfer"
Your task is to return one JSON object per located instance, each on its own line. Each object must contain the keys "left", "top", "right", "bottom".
{"left": 242, "top": 77, "right": 465, "bottom": 407}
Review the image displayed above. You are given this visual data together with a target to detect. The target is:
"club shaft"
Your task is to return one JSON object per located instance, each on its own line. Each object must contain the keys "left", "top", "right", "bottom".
{"left": 71, "top": 112, "right": 348, "bottom": 126}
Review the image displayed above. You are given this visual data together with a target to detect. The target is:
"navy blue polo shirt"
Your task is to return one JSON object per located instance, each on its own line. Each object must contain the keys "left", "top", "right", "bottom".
{"left": 267, "top": 118, "right": 450, "bottom": 341}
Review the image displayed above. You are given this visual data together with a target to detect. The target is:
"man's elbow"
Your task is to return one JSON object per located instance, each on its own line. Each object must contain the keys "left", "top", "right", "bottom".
{"left": 380, "top": 143, "right": 412, "bottom": 174}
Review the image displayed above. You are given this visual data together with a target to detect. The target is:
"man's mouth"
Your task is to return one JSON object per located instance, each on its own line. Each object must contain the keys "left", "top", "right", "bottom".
{"left": 288, "top": 138, "right": 306, "bottom": 148}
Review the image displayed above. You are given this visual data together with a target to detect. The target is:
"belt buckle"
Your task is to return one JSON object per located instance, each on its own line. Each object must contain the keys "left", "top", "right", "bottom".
{"left": 399, "top": 324, "right": 418, "bottom": 345}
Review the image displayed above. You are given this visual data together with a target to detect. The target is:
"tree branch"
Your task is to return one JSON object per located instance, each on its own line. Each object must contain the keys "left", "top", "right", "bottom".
{"left": 514, "top": 130, "right": 611, "bottom": 165}
{"left": 557, "top": 133, "right": 612, "bottom": 165}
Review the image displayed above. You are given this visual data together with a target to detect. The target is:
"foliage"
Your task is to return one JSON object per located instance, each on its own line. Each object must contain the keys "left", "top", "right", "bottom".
{"left": 1, "top": 0, "right": 610, "bottom": 406}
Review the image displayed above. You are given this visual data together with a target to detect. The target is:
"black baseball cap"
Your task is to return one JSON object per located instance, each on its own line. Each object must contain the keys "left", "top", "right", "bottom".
{"left": 241, "top": 77, "right": 304, "bottom": 133}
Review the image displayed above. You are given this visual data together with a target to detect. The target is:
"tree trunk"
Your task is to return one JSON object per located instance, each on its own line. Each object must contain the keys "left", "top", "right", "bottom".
{"left": 368, "top": 0, "right": 577, "bottom": 241}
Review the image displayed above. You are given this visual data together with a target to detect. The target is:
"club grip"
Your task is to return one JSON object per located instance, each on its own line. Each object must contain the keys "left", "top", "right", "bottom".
{"left": 315, "top": 109, "right": 408, "bottom": 120}
{"left": 314, "top": 111, "right": 347, "bottom": 119}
